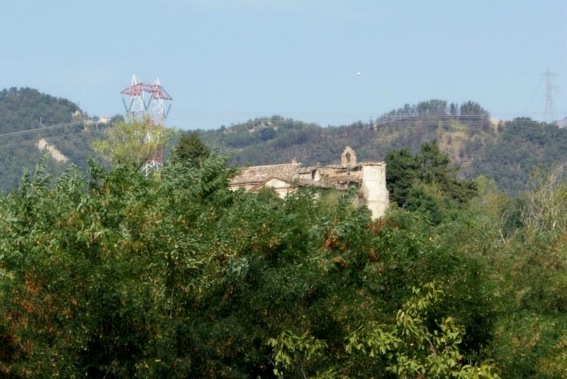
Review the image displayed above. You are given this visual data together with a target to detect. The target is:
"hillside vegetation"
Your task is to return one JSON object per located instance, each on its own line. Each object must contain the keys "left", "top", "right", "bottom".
{"left": 0, "top": 88, "right": 109, "bottom": 192}
{"left": 197, "top": 99, "right": 566, "bottom": 194}
{"left": 0, "top": 89, "right": 564, "bottom": 196}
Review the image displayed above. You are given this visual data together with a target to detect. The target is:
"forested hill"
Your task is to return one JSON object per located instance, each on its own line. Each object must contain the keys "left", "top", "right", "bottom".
{"left": 0, "top": 87, "right": 109, "bottom": 192}
{"left": 196, "top": 100, "right": 567, "bottom": 194}
{"left": 0, "top": 89, "right": 565, "bottom": 196}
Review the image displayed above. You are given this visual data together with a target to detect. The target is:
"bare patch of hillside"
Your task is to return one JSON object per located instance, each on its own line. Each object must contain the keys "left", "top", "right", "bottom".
{"left": 37, "top": 138, "right": 68, "bottom": 162}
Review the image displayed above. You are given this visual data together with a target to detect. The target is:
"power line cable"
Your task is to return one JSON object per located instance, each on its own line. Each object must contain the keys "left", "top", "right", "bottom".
{"left": 0, "top": 114, "right": 559, "bottom": 152}
{"left": 0, "top": 120, "right": 85, "bottom": 139}
{"left": 0, "top": 126, "right": 104, "bottom": 150}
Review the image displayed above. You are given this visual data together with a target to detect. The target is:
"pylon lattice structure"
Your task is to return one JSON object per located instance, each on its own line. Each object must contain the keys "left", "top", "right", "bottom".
{"left": 544, "top": 68, "right": 558, "bottom": 123}
{"left": 121, "top": 75, "right": 172, "bottom": 175}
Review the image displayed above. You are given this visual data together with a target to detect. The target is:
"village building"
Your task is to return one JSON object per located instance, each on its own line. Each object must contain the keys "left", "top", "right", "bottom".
{"left": 230, "top": 147, "right": 389, "bottom": 219}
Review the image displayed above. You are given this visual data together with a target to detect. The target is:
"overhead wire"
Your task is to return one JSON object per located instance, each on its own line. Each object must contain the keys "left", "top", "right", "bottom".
{"left": 0, "top": 120, "right": 105, "bottom": 150}
{"left": 166, "top": 109, "right": 559, "bottom": 127}
{"left": 0, "top": 120, "right": 87, "bottom": 139}
{"left": 0, "top": 113, "right": 560, "bottom": 151}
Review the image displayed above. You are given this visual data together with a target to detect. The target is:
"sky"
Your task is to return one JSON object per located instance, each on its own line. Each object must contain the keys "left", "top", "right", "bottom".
{"left": 3, "top": 0, "right": 567, "bottom": 130}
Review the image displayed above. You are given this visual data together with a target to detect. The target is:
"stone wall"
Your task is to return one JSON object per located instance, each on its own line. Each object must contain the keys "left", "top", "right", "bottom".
{"left": 230, "top": 147, "right": 389, "bottom": 219}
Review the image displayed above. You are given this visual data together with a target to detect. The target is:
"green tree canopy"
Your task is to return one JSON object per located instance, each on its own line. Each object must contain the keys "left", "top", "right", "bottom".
{"left": 170, "top": 131, "right": 210, "bottom": 167}
{"left": 386, "top": 140, "right": 477, "bottom": 212}
{"left": 92, "top": 117, "right": 174, "bottom": 171}
{"left": 6, "top": 121, "right": 567, "bottom": 377}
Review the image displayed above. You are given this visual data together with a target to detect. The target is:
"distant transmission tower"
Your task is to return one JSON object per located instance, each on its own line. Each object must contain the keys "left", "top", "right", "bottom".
{"left": 145, "top": 78, "right": 172, "bottom": 126}
{"left": 120, "top": 75, "right": 146, "bottom": 122}
{"left": 544, "top": 68, "right": 558, "bottom": 123}
{"left": 120, "top": 75, "right": 173, "bottom": 175}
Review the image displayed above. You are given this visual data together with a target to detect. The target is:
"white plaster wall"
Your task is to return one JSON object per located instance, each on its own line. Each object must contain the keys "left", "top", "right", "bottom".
{"left": 361, "top": 164, "right": 389, "bottom": 220}
{"left": 263, "top": 178, "right": 293, "bottom": 198}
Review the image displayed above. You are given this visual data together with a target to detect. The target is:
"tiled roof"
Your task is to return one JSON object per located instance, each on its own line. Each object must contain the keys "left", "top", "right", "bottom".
{"left": 231, "top": 163, "right": 302, "bottom": 185}
{"left": 230, "top": 154, "right": 386, "bottom": 189}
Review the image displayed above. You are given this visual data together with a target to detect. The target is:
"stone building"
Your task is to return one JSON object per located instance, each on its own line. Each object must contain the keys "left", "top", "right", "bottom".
{"left": 229, "top": 147, "right": 389, "bottom": 220}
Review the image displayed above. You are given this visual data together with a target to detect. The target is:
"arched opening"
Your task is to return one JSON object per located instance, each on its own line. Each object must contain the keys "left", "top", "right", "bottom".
{"left": 341, "top": 146, "right": 357, "bottom": 167}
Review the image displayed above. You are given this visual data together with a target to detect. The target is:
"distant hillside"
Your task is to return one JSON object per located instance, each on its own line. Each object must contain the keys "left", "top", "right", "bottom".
{"left": 1, "top": 89, "right": 564, "bottom": 196}
{"left": 196, "top": 100, "right": 567, "bottom": 195}
{"left": 0, "top": 87, "right": 110, "bottom": 192}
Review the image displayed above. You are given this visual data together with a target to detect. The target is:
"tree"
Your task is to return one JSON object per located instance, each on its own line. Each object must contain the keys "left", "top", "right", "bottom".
{"left": 459, "top": 101, "right": 490, "bottom": 130}
{"left": 385, "top": 140, "right": 477, "bottom": 213}
{"left": 169, "top": 131, "right": 210, "bottom": 167}
{"left": 385, "top": 147, "right": 420, "bottom": 207}
{"left": 92, "top": 117, "right": 174, "bottom": 170}
{"left": 460, "top": 101, "right": 489, "bottom": 119}
{"left": 450, "top": 102, "right": 458, "bottom": 116}
{"left": 520, "top": 164, "right": 567, "bottom": 235}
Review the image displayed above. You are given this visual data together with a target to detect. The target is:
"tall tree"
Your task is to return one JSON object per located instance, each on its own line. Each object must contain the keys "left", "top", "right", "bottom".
{"left": 92, "top": 117, "right": 173, "bottom": 171}
{"left": 418, "top": 141, "right": 477, "bottom": 204}
{"left": 384, "top": 147, "right": 420, "bottom": 207}
{"left": 170, "top": 131, "right": 210, "bottom": 167}
{"left": 385, "top": 140, "right": 477, "bottom": 213}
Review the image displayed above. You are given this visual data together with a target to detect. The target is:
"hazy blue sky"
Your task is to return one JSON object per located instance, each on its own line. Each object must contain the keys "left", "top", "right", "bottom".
{"left": 3, "top": 0, "right": 566, "bottom": 129}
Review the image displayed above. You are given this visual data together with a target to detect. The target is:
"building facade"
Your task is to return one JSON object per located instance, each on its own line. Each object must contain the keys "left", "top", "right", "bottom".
{"left": 230, "top": 147, "right": 389, "bottom": 220}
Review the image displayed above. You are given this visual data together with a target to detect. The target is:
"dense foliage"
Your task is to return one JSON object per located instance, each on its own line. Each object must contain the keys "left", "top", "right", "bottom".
{"left": 385, "top": 141, "right": 477, "bottom": 224}
{"left": 170, "top": 131, "right": 211, "bottom": 167}
{"left": 1, "top": 128, "right": 567, "bottom": 377}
